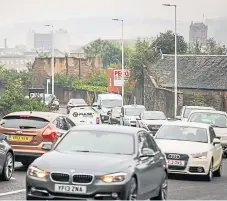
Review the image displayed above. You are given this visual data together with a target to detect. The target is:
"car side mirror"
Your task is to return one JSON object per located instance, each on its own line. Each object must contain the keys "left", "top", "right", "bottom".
{"left": 140, "top": 148, "right": 155, "bottom": 158}
{"left": 42, "top": 142, "right": 53, "bottom": 151}
{"left": 175, "top": 116, "right": 181, "bottom": 120}
{"left": 0, "top": 133, "right": 6, "bottom": 141}
{"left": 107, "top": 111, "right": 111, "bottom": 115}
{"left": 213, "top": 138, "right": 220, "bottom": 145}
{"left": 136, "top": 117, "right": 141, "bottom": 120}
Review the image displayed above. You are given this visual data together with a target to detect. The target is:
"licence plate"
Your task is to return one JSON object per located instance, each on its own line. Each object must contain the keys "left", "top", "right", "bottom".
{"left": 8, "top": 135, "right": 32, "bottom": 142}
{"left": 167, "top": 160, "right": 185, "bottom": 166}
{"left": 54, "top": 184, "right": 87, "bottom": 194}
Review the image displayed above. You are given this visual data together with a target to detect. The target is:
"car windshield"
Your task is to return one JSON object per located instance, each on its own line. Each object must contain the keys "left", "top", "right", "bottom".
{"left": 70, "top": 99, "right": 87, "bottom": 105}
{"left": 102, "top": 99, "right": 122, "bottom": 108}
{"left": 156, "top": 125, "right": 208, "bottom": 143}
{"left": 125, "top": 108, "right": 145, "bottom": 116}
{"left": 55, "top": 131, "right": 135, "bottom": 155}
{"left": 112, "top": 108, "right": 121, "bottom": 114}
{"left": 183, "top": 108, "right": 213, "bottom": 118}
{"left": 188, "top": 112, "right": 227, "bottom": 128}
{"left": 142, "top": 111, "right": 166, "bottom": 120}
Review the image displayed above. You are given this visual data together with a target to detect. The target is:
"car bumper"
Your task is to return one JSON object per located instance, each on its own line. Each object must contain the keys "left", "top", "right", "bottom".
{"left": 167, "top": 157, "right": 211, "bottom": 175}
{"left": 26, "top": 176, "right": 130, "bottom": 200}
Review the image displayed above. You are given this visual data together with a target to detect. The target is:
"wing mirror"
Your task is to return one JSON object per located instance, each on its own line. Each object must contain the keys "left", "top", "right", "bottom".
{"left": 0, "top": 133, "right": 6, "bottom": 141}
{"left": 140, "top": 148, "right": 155, "bottom": 158}
{"left": 213, "top": 138, "right": 220, "bottom": 145}
{"left": 42, "top": 142, "right": 53, "bottom": 151}
{"left": 136, "top": 116, "right": 141, "bottom": 120}
{"left": 107, "top": 111, "right": 111, "bottom": 115}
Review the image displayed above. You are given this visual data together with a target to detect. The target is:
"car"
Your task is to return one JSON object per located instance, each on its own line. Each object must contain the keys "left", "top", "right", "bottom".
{"left": 154, "top": 121, "right": 223, "bottom": 181}
{"left": 176, "top": 106, "right": 215, "bottom": 121}
{"left": 136, "top": 111, "right": 169, "bottom": 134}
{"left": 187, "top": 110, "right": 227, "bottom": 157}
{"left": 0, "top": 133, "right": 14, "bottom": 181}
{"left": 0, "top": 111, "right": 76, "bottom": 166}
{"left": 26, "top": 125, "right": 168, "bottom": 200}
{"left": 68, "top": 106, "right": 101, "bottom": 125}
{"left": 120, "top": 105, "right": 146, "bottom": 127}
{"left": 44, "top": 94, "right": 59, "bottom": 111}
{"left": 67, "top": 99, "right": 88, "bottom": 114}
{"left": 107, "top": 107, "right": 121, "bottom": 124}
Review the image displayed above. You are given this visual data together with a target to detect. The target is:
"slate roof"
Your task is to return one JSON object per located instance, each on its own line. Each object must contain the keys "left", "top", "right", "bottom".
{"left": 148, "top": 54, "right": 227, "bottom": 90}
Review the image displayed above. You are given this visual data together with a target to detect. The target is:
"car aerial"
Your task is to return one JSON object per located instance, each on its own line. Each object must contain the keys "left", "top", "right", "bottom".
{"left": 0, "top": 133, "right": 14, "bottom": 181}
{"left": 120, "top": 105, "right": 146, "bottom": 127}
{"left": 136, "top": 111, "right": 169, "bottom": 135}
{"left": 26, "top": 125, "right": 168, "bottom": 200}
{"left": 0, "top": 111, "right": 75, "bottom": 166}
{"left": 96, "top": 93, "right": 122, "bottom": 123}
{"left": 66, "top": 99, "right": 88, "bottom": 114}
{"left": 107, "top": 107, "right": 121, "bottom": 124}
{"left": 187, "top": 110, "right": 227, "bottom": 157}
{"left": 176, "top": 106, "right": 215, "bottom": 121}
{"left": 44, "top": 94, "right": 59, "bottom": 111}
{"left": 68, "top": 106, "right": 101, "bottom": 125}
{"left": 154, "top": 121, "right": 223, "bottom": 181}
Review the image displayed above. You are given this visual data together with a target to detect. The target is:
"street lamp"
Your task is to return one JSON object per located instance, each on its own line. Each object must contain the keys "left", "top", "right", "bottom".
{"left": 45, "top": 24, "right": 55, "bottom": 95}
{"left": 46, "top": 79, "right": 50, "bottom": 94}
{"left": 162, "top": 4, "right": 177, "bottom": 118}
{"left": 112, "top": 18, "right": 124, "bottom": 106}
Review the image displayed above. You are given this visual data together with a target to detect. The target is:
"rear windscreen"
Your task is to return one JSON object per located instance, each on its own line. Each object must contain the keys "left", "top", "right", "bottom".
{"left": 0, "top": 115, "right": 49, "bottom": 129}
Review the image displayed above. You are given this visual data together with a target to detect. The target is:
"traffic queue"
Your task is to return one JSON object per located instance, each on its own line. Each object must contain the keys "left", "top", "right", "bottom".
{"left": 0, "top": 93, "right": 225, "bottom": 200}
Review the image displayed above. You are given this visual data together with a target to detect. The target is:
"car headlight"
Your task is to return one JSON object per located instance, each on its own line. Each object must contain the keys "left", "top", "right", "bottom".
{"left": 100, "top": 172, "right": 127, "bottom": 183}
{"left": 191, "top": 152, "right": 207, "bottom": 159}
{"left": 221, "top": 136, "right": 227, "bottom": 140}
{"left": 27, "top": 166, "right": 49, "bottom": 178}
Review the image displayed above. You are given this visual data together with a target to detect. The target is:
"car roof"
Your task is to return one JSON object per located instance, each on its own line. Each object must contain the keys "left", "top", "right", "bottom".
{"left": 184, "top": 106, "right": 214, "bottom": 109}
{"left": 143, "top": 110, "right": 164, "bottom": 113}
{"left": 4, "top": 111, "right": 65, "bottom": 122}
{"left": 70, "top": 124, "right": 144, "bottom": 134}
{"left": 189, "top": 110, "right": 227, "bottom": 115}
{"left": 162, "top": 121, "right": 210, "bottom": 129}
{"left": 123, "top": 105, "right": 145, "bottom": 108}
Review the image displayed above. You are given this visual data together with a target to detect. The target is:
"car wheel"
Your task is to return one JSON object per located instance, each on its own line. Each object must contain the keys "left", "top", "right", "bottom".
{"left": 214, "top": 160, "right": 222, "bottom": 177}
{"left": 0, "top": 152, "right": 14, "bottom": 181}
{"left": 127, "top": 177, "right": 137, "bottom": 200}
{"left": 152, "top": 172, "right": 168, "bottom": 200}
{"left": 204, "top": 160, "right": 213, "bottom": 181}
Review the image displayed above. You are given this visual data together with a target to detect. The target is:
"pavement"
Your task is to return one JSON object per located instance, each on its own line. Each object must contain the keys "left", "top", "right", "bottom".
{"left": 0, "top": 105, "right": 227, "bottom": 200}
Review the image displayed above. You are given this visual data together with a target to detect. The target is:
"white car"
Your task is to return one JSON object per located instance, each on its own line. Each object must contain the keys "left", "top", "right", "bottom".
{"left": 69, "top": 106, "right": 101, "bottom": 125}
{"left": 154, "top": 121, "right": 223, "bottom": 181}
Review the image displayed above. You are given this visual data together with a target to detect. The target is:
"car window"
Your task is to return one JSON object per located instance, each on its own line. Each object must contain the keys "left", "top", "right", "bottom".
{"left": 65, "top": 117, "right": 76, "bottom": 128}
{"left": 0, "top": 115, "right": 49, "bottom": 129}
{"left": 144, "top": 132, "right": 159, "bottom": 152}
{"left": 138, "top": 131, "right": 156, "bottom": 155}
{"left": 54, "top": 117, "right": 69, "bottom": 131}
{"left": 209, "top": 127, "right": 216, "bottom": 143}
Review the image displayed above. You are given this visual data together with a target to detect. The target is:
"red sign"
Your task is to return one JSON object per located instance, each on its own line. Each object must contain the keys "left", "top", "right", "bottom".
{"left": 114, "top": 70, "right": 130, "bottom": 78}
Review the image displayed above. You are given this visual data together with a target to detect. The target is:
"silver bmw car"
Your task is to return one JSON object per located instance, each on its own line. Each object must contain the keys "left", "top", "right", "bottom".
{"left": 26, "top": 125, "right": 167, "bottom": 200}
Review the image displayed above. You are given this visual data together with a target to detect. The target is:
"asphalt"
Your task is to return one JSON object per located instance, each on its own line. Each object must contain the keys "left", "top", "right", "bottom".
{"left": 0, "top": 105, "right": 226, "bottom": 200}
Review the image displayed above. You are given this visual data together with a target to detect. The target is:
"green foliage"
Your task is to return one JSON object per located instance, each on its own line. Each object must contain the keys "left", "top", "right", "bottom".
{"left": 205, "top": 38, "right": 227, "bottom": 55}
{"left": 152, "top": 30, "right": 187, "bottom": 54}
{"left": 188, "top": 93, "right": 207, "bottom": 106}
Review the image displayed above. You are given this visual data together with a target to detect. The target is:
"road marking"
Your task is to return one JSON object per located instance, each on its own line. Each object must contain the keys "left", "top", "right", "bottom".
{"left": 0, "top": 189, "right": 25, "bottom": 197}
{"left": 11, "top": 177, "right": 15, "bottom": 180}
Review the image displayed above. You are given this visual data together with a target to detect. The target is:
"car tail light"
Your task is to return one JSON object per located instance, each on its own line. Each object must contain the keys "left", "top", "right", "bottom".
{"left": 42, "top": 126, "right": 56, "bottom": 140}
{"left": 96, "top": 117, "right": 100, "bottom": 124}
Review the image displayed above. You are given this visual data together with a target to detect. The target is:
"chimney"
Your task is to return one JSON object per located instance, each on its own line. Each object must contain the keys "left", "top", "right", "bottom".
{"left": 4, "top": 38, "right": 7, "bottom": 49}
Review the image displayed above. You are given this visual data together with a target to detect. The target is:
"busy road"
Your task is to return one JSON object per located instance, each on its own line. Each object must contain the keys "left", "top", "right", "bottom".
{"left": 0, "top": 159, "right": 226, "bottom": 200}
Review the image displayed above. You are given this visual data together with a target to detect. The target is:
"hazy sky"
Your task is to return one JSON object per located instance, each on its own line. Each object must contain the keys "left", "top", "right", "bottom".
{"left": 0, "top": 0, "right": 225, "bottom": 26}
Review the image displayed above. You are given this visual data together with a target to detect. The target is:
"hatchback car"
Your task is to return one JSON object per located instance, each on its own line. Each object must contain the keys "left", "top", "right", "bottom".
{"left": 0, "top": 133, "right": 14, "bottom": 181}
{"left": 0, "top": 111, "right": 75, "bottom": 166}
{"left": 155, "top": 121, "right": 223, "bottom": 181}
{"left": 26, "top": 125, "right": 167, "bottom": 200}
{"left": 66, "top": 99, "right": 88, "bottom": 114}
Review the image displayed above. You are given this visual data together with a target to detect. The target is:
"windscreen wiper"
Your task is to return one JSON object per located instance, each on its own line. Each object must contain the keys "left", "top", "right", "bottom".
{"left": 19, "top": 126, "right": 37, "bottom": 129}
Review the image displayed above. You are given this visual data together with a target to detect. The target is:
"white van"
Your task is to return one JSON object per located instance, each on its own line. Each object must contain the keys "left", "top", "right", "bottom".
{"left": 96, "top": 93, "right": 122, "bottom": 123}
{"left": 69, "top": 106, "right": 101, "bottom": 125}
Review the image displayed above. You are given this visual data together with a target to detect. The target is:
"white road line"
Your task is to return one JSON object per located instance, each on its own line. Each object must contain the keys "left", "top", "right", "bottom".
{"left": 0, "top": 189, "right": 25, "bottom": 197}
{"left": 11, "top": 177, "right": 15, "bottom": 180}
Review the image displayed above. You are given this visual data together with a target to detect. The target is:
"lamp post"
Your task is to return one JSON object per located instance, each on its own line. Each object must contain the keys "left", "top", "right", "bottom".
{"left": 45, "top": 25, "right": 55, "bottom": 95}
{"left": 112, "top": 18, "right": 124, "bottom": 106}
{"left": 162, "top": 4, "right": 177, "bottom": 118}
{"left": 46, "top": 79, "right": 50, "bottom": 94}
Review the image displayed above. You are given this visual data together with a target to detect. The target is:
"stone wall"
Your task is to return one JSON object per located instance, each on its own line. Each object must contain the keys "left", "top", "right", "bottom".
{"left": 30, "top": 56, "right": 103, "bottom": 88}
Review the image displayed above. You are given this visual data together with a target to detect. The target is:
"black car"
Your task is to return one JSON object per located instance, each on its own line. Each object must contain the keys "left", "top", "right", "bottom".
{"left": 26, "top": 125, "right": 167, "bottom": 200}
{"left": 0, "top": 133, "right": 14, "bottom": 181}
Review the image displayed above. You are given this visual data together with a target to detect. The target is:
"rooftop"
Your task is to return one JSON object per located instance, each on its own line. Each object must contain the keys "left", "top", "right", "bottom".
{"left": 149, "top": 54, "right": 227, "bottom": 90}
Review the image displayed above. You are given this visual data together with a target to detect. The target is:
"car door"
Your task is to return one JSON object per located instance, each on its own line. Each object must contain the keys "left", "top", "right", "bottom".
{"left": 209, "top": 127, "right": 222, "bottom": 169}
{"left": 53, "top": 117, "right": 69, "bottom": 137}
{"left": 0, "top": 135, "right": 6, "bottom": 171}
{"left": 65, "top": 117, "right": 76, "bottom": 128}
{"left": 136, "top": 131, "right": 160, "bottom": 196}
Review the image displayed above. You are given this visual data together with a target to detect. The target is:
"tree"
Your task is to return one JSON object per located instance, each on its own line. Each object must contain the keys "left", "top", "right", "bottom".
{"left": 204, "top": 38, "right": 227, "bottom": 55}
{"left": 188, "top": 40, "right": 203, "bottom": 55}
{"left": 152, "top": 30, "right": 187, "bottom": 54}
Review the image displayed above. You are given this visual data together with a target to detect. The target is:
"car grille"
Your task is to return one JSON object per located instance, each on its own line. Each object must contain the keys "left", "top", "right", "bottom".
{"left": 168, "top": 166, "right": 186, "bottom": 171}
{"left": 73, "top": 174, "right": 93, "bottom": 184}
{"left": 147, "top": 124, "right": 161, "bottom": 131}
{"left": 51, "top": 173, "right": 70, "bottom": 182}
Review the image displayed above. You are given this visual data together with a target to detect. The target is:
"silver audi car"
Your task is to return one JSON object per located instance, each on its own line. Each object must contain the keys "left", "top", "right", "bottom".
{"left": 26, "top": 125, "right": 167, "bottom": 200}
